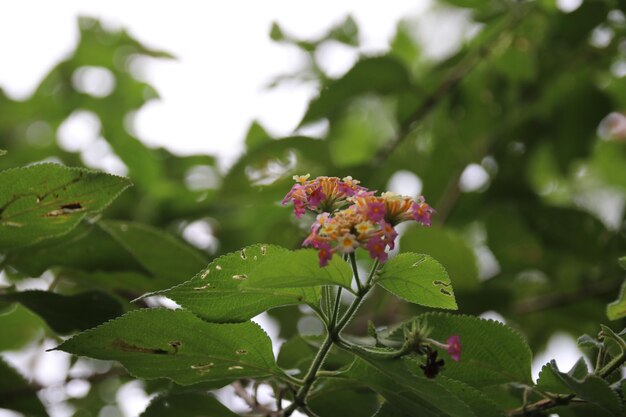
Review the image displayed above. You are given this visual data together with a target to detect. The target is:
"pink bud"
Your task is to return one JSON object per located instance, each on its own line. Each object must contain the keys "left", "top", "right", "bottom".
{"left": 446, "top": 335, "right": 462, "bottom": 362}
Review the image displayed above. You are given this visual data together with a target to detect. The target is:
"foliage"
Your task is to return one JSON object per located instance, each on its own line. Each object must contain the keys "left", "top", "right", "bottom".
{"left": 1, "top": 1, "right": 626, "bottom": 416}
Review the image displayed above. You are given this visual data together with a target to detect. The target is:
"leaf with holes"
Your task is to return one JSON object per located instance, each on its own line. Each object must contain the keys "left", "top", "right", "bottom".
{"left": 376, "top": 253, "right": 457, "bottom": 310}
{"left": 418, "top": 313, "right": 533, "bottom": 387}
{"left": 241, "top": 248, "right": 353, "bottom": 290}
{"left": 0, "top": 164, "right": 131, "bottom": 250}
{"left": 56, "top": 308, "right": 283, "bottom": 385}
{"left": 153, "top": 245, "right": 320, "bottom": 322}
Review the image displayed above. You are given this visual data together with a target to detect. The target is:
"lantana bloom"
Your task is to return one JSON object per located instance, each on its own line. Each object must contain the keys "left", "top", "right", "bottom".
{"left": 282, "top": 175, "right": 435, "bottom": 266}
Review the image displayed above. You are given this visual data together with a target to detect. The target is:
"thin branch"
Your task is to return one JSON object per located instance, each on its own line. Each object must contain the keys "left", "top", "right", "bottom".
{"left": 506, "top": 395, "right": 586, "bottom": 417}
{"left": 232, "top": 380, "right": 280, "bottom": 417}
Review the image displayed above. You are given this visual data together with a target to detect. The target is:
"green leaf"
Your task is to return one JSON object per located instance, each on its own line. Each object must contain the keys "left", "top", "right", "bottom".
{"left": 6, "top": 222, "right": 146, "bottom": 277}
{"left": 99, "top": 220, "right": 207, "bottom": 282}
{"left": 0, "top": 358, "right": 48, "bottom": 417}
{"left": 435, "top": 376, "right": 505, "bottom": 417}
{"left": 400, "top": 226, "right": 479, "bottom": 289}
{"left": 141, "top": 392, "right": 238, "bottom": 417}
{"left": 0, "top": 304, "right": 46, "bottom": 351}
{"left": 376, "top": 253, "right": 458, "bottom": 310}
{"left": 242, "top": 248, "right": 354, "bottom": 290}
{"left": 300, "top": 56, "right": 412, "bottom": 125}
{"left": 536, "top": 360, "right": 622, "bottom": 416}
{"left": 374, "top": 403, "right": 407, "bottom": 417}
{"left": 154, "top": 245, "right": 320, "bottom": 322}
{"left": 269, "top": 22, "right": 285, "bottom": 41}
{"left": 345, "top": 357, "right": 475, "bottom": 416}
{"left": 308, "top": 379, "right": 379, "bottom": 417}
{"left": 619, "top": 256, "right": 626, "bottom": 271}
{"left": 57, "top": 308, "right": 283, "bottom": 385}
{"left": 420, "top": 313, "right": 533, "bottom": 387}
{"left": 244, "top": 120, "right": 272, "bottom": 150}
{"left": 0, "top": 164, "right": 131, "bottom": 249}
{"left": 0, "top": 290, "right": 123, "bottom": 334}
{"left": 607, "top": 280, "right": 626, "bottom": 321}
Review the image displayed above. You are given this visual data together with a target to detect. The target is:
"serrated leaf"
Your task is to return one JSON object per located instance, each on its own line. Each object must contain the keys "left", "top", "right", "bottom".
{"left": 154, "top": 245, "right": 320, "bottom": 322}
{"left": 435, "top": 376, "right": 505, "bottom": 417}
{"left": 0, "top": 290, "right": 123, "bottom": 334}
{"left": 607, "top": 280, "right": 626, "bottom": 321}
{"left": 242, "top": 248, "right": 353, "bottom": 290}
{"left": 141, "top": 392, "right": 238, "bottom": 417}
{"left": 567, "top": 357, "right": 589, "bottom": 380}
{"left": 420, "top": 313, "right": 533, "bottom": 387}
{"left": 0, "top": 164, "right": 131, "bottom": 249}
{"left": 57, "top": 308, "right": 283, "bottom": 385}
{"left": 0, "top": 358, "right": 48, "bottom": 417}
{"left": 536, "top": 360, "right": 622, "bottom": 416}
{"left": 376, "top": 253, "right": 458, "bottom": 310}
{"left": 345, "top": 357, "right": 475, "bottom": 417}
{"left": 99, "top": 220, "right": 207, "bottom": 283}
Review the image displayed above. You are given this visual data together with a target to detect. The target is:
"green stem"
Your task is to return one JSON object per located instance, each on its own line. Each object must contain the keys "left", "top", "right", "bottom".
{"left": 349, "top": 253, "right": 363, "bottom": 294}
{"left": 335, "top": 261, "right": 379, "bottom": 332}
{"left": 597, "top": 352, "right": 626, "bottom": 378}
{"left": 336, "top": 337, "right": 410, "bottom": 359}
{"left": 284, "top": 260, "right": 380, "bottom": 416}
{"left": 329, "top": 287, "right": 343, "bottom": 331}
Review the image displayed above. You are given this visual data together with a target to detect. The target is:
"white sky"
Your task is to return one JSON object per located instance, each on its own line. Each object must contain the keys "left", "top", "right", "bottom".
{"left": 0, "top": 0, "right": 430, "bottom": 166}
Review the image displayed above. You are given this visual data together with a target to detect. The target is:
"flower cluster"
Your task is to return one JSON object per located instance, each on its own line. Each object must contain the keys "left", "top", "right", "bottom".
{"left": 282, "top": 175, "right": 434, "bottom": 266}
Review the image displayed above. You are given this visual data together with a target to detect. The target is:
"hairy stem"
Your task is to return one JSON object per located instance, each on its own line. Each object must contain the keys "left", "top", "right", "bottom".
{"left": 284, "top": 261, "right": 379, "bottom": 416}
{"left": 506, "top": 395, "right": 585, "bottom": 417}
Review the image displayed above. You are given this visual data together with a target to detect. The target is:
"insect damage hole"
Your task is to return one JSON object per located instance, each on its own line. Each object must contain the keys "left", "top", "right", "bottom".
{"left": 191, "top": 363, "right": 214, "bottom": 374}
{"left": 44, "top": 202, "right": 85, "bottom": 217}
{"left": 193, "top": 284, "right": 210, "bottom": 291}
{"left": 169, "top": 341, "right": 182, "bottom": 353}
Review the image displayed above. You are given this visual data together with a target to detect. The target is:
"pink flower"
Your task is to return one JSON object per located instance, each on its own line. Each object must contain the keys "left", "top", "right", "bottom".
{"left": 380, "top": 221, "right": 398, "bottom": 250}
{"left": 446, "top": 335, "right": 462, "bottom": 362}
{"left": 413, "top": 200, "right": 434, "bottom": 226}
{"left": 316, "top": 242, "right": 333, "bottom": 267}
{"left": 293, "top": 200, "right": 306, "bottom": 219}
{"left": 366, "top": 236, "right": 388, "bottom": 263}
{"left": 308, "top": 186, "right": 326, "bottom": 208}
{"left": 366, "top": 201, "right": 386, "bottom": 222}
